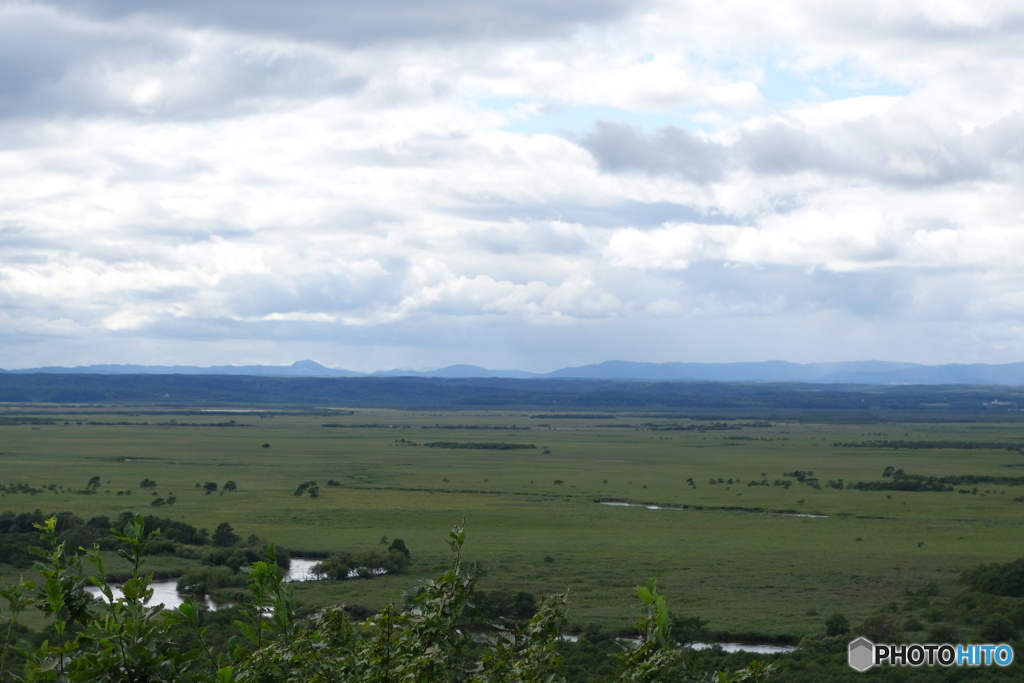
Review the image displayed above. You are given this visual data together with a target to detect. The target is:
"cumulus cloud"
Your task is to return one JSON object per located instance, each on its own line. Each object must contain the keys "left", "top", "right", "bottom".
{"left": 582, "top": 97, "right": 1007, "bottom": 188}
{"left": 0, "top": 3, "right": 368, "bottom": 119}
{"left": 4, "top": 0, "right": 1024, "bottom": 369}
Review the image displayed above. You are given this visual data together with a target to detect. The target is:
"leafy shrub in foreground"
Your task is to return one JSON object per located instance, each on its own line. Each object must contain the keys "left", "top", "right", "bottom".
{"left": 0, "top": 517, "right": 775, "bottom": 682}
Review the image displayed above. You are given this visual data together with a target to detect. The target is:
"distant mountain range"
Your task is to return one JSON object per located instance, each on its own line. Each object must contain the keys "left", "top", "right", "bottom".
{"left": 4, "top": 359, "right": 1024, "bottom": 386}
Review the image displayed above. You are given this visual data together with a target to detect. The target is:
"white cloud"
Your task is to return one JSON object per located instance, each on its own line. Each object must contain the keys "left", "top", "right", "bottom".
{"left": 604, "top": 225, "right": 706, "bottom": 269}
{"left": 3, "top": 0, "right": 1024, "bottom": 369}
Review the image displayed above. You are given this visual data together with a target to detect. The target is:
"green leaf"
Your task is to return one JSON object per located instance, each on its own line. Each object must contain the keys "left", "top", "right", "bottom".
{"left": 122, "top": 576, "right": 143, "bottom": 601}
{"left": 235, "top": 620, "right": 258, "bottom": 643}
{"left": 43, "top": 576, "right": 64, "bottom": 613}
{"left": 177, "top": 596, "right": 197, "bottom": 619}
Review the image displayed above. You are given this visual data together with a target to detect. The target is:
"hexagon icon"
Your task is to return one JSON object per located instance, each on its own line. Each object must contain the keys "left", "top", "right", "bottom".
{"left": 848, "top": 637, "right": 875, "bottom": 671}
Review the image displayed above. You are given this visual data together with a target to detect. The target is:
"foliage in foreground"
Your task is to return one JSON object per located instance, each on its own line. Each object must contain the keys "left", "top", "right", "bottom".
{"left": 0, "top": 516, "right": 775, "bottom": 682}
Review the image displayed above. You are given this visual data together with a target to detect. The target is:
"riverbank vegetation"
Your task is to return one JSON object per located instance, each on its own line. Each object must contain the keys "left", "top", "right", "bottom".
{"left": 0, "top": 517, "right": 778, "bottom": 682}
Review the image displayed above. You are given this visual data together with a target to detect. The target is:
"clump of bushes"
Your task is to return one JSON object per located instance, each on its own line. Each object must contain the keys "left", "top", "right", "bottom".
{"left": 312, "top": 539, "right": 411, "bottom": 579}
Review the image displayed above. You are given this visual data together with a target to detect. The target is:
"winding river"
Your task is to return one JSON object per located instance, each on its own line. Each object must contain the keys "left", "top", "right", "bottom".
{"left": 87, "top": 558, "right": 795, "bottom": 654}
{"left": 597, "top": 501, "right": 827, "bottom": 518}
{"left": 85, "top": 557, "right": 322, "bottom": 610}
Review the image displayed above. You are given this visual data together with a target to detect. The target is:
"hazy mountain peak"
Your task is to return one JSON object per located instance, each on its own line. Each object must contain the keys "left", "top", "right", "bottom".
{"left": 4, "top": 359, "right": 1024, "bottom": 385}
{"left": 290, "top": 359, "right": 329, "bottom": 371}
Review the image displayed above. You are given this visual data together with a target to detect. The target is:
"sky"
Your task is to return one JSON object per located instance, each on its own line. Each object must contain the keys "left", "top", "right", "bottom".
{"left": 3, "top": 0, "right": 1024, "bottom": 372}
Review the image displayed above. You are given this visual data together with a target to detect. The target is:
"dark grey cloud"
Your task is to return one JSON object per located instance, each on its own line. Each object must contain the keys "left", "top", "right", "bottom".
{"left": 739, "top": 122, "right": 830, "bottom": 175}
{"left": 0, "top": 10, "right": 98, "bottom": 101}
{"left": 0, "top": 9, "right": 126, "bottom": 117}
{"left": 579, "top": 121, "right": 727, "bottom": 182}
{"left": 58, "top": 0, "right": 641, "bottom": 46}
{"left": 0, "top": 6, "right": 366, "bottom": 120}
{"left": 743, "top": 116, "right": 990, "bottom": 185}
{"left": 580, "top": 112, "right": 1002, "bottom": 187}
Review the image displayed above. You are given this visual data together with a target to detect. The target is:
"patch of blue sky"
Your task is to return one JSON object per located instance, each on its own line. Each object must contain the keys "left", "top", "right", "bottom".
{"left": 479, "top": 61, "right": 910, "bottom": 138}
{"left": 758, "top": 63, "right": 910, "bottom": 108}
{"left": 483, "top": 98, "right": 713, "bottom": 137}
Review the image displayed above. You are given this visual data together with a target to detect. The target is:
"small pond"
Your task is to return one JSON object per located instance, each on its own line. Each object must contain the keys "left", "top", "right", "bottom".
{"left": 597, "top": 501, "right": 827, "bottom": 518}
{"left": 558, "top": 633, "right": 794, "bottom": 653}
{"left": 86, "top": 558, "right": 322, "bottom": 610}
{"left": 692, "top": 641, "right": 795, "bottom": 654}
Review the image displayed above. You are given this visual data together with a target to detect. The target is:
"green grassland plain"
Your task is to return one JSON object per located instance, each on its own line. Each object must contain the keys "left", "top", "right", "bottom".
{"left": 3, "top": 405, "right": 1024, "bottom": 638}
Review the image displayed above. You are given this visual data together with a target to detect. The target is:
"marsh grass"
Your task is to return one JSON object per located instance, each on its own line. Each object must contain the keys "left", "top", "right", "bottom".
{"left": 3, "top": 407, "right": 1024, "bottom": 636}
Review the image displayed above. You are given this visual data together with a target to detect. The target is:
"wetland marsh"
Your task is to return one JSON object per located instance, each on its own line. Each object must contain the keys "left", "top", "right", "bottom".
{"left": 3, "top": 404, "right": 1024, "bottom": 638}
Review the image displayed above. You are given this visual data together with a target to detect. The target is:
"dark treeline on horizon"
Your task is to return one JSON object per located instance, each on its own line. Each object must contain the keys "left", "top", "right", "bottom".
{"left": 1, "top": 374, "right": 1023, "bottom": 419}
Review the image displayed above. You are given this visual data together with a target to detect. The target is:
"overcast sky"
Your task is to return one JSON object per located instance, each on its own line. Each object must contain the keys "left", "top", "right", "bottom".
{"left": 3, "top": 0, "right": 1024, "bottom": 372}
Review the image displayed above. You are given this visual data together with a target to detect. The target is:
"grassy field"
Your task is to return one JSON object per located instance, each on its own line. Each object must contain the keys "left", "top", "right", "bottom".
{"left": 3, "top": 405, "right": 1024, "bottom": 638}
